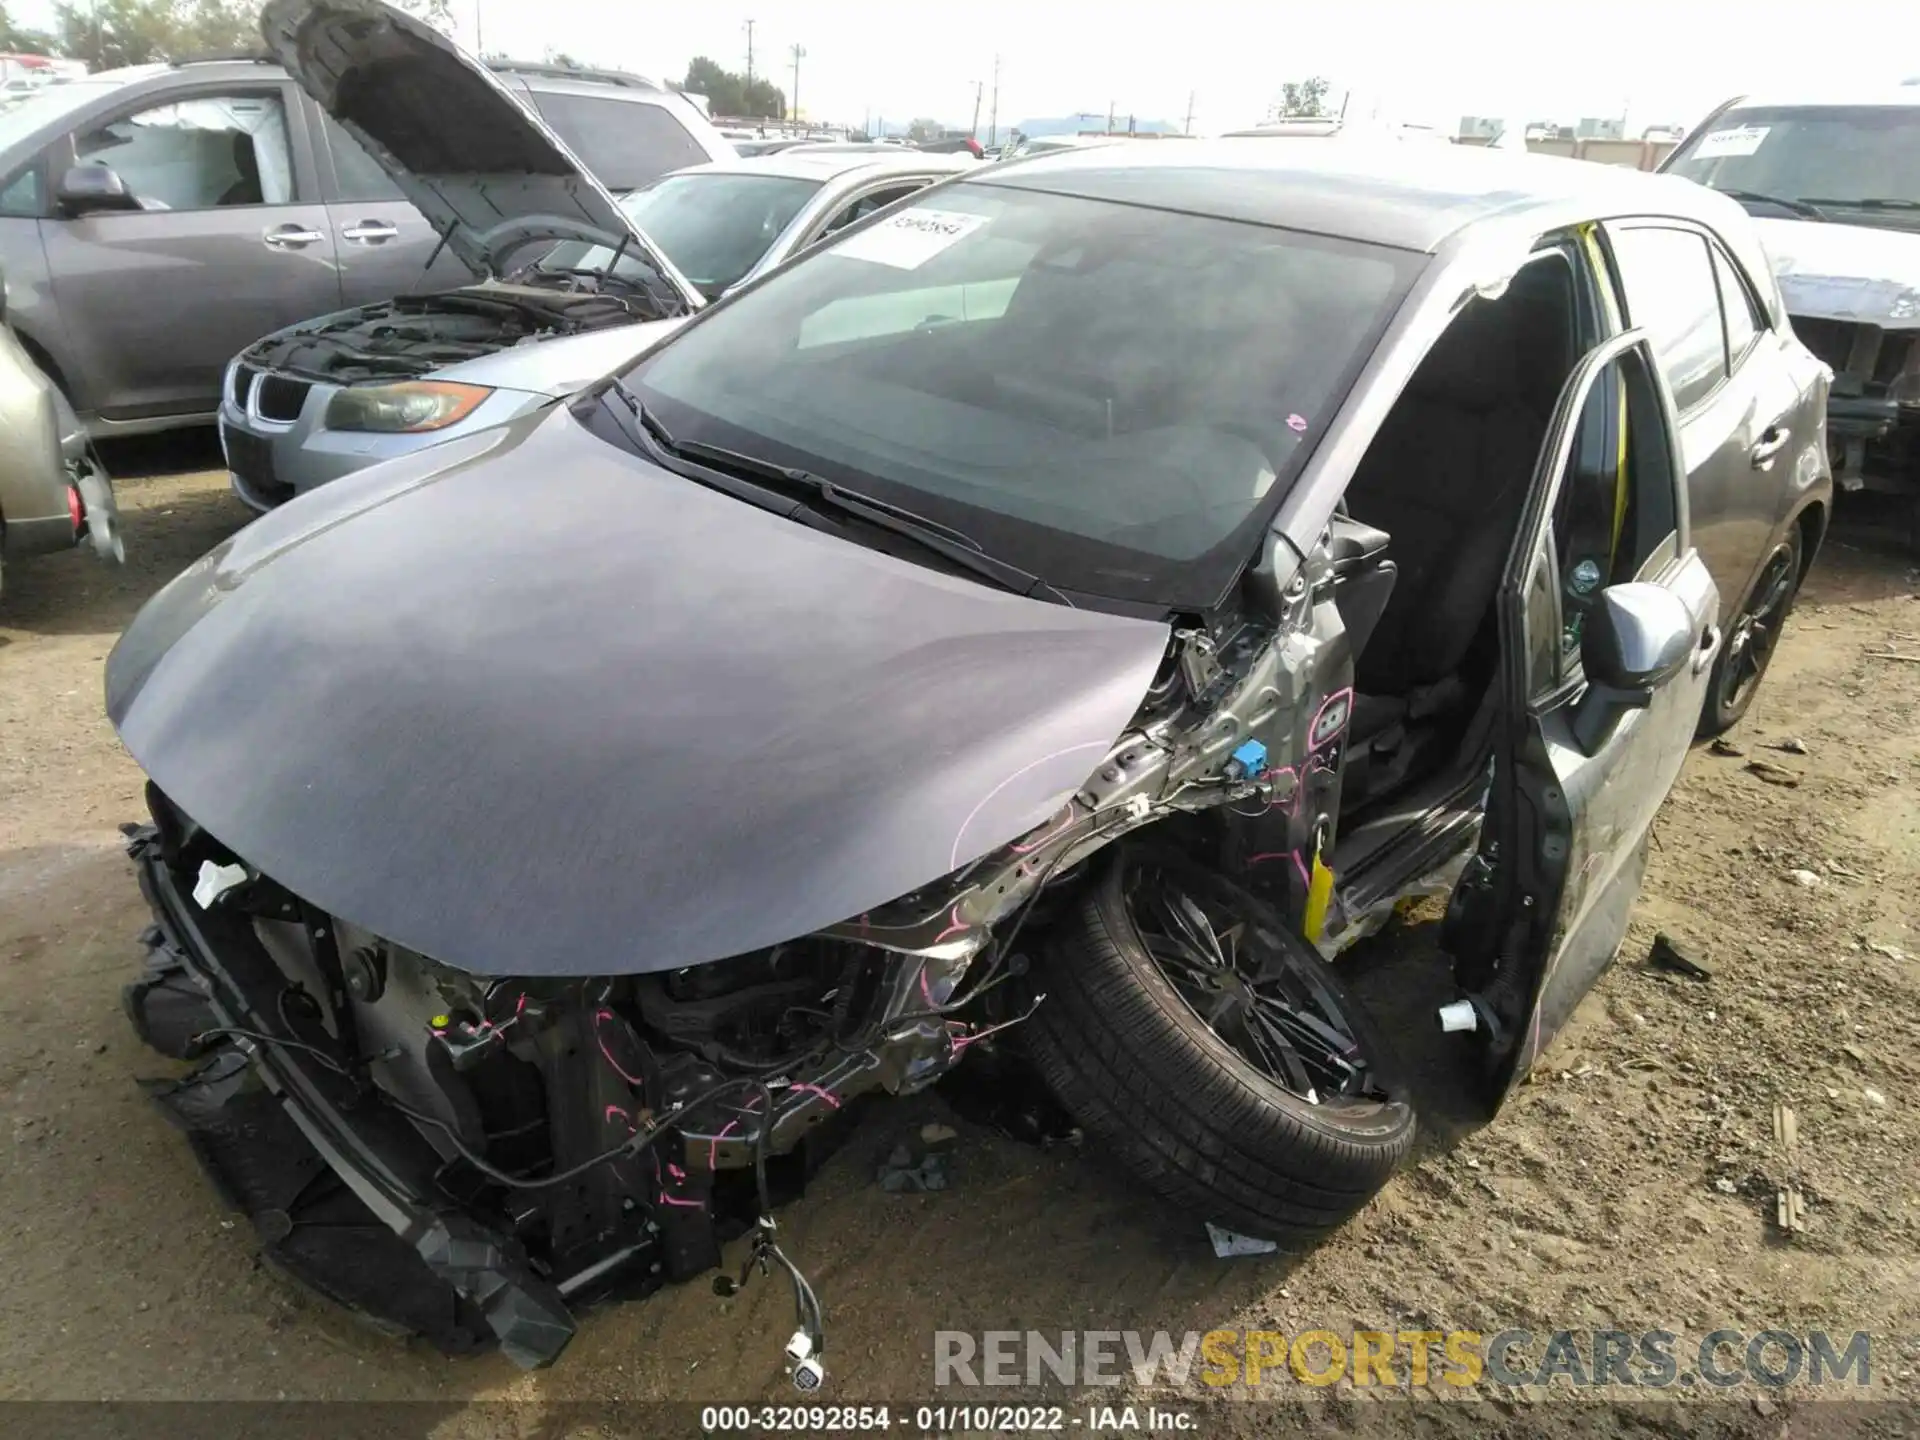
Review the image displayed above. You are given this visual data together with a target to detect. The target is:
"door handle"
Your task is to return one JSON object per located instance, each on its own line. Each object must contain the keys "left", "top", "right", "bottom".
{"left": 340, "top": 221, "right": 399, "bottom": 244}
{"left": 263, "top": 224, "right": 325, "bottom": 249}
{"left": 1692, "top": 624, "right": 1723, "bottom": 676}
{"left": 1749, "top": 426, "right": 1790, "bottom": 468}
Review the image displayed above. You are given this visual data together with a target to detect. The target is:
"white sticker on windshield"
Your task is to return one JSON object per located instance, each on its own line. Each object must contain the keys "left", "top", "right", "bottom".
{"left": 831, "top": 208, "right": 987, "bottom": 269}
{"left": 1693, "top": 124, "right": 1770, "bottom": 158}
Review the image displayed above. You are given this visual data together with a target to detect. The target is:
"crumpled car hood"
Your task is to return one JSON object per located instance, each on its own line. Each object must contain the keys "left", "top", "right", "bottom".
{"left": 106, "top": 405, "right": 1170, "bottom": 977}
{"left": 259, "top": 0, "right": 701, "bottom": 308}
{"left": 1756, "top": 216, "right": 1920, "bottom": 329}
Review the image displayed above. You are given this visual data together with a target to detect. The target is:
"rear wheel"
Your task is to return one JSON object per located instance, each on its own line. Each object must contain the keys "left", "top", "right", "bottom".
{"left": 1023, "top": 846, "right": 1416, "bottom": 1243}
{"left": 1697, "top": 525, "right": 1804, "bottom": 737}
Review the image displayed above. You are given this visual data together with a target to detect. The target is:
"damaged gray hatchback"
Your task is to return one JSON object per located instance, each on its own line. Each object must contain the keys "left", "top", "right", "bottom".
{"left": 109, "top": 123, "right": 1830, "bottom": 1379}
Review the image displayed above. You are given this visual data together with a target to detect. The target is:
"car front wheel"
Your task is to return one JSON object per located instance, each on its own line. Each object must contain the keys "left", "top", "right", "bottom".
{"left": 1023, "top": 846, "right": 1416, "bottom": 1244}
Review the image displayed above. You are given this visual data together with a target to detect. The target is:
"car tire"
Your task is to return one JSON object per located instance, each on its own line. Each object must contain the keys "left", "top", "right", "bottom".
{"left": 1697, "top": 524, "right": 1805, "bottom": 737}
{"left": 1022, "top": 845, "right": 1416, "bottom": 1244}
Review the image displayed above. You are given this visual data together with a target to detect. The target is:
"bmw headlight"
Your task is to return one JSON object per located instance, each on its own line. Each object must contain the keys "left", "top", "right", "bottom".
{"left": 324, "top": 380, "right": 493, "bottom": 433}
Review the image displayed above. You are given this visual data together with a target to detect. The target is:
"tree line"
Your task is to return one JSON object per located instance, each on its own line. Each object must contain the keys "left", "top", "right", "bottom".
{"left": 680, "top": 55, "right": 784, "bottom": 121}
{"left": 0, "top": 0, "right": 449, "bottom": 70}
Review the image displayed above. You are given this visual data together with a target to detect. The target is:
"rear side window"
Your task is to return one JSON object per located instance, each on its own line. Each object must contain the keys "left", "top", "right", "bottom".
{"left": 522, "top": 93, "right": 709, "bottom": 191}
{"left": 1606, "top": 225, "right": 1725, "bottom": 412}
{"left": 319, "top": 114, "right": 402, "bottom": 201}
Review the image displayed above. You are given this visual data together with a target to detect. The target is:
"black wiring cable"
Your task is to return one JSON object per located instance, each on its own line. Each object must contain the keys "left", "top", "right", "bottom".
{"left": 938, "top": 810, "right": 1134, "bottom": 1013}
{"left": 379, "top": 1072, "right": 772, "bottom": 1191}
{"left": 828, "top": 818, "right": 1122, "bottom": 1060}
{"left": 742, "top": 1078, "right": 827, "bottom": 1346}
{"left": 189, "top": 1024, "right": 356, "bottom": 1073}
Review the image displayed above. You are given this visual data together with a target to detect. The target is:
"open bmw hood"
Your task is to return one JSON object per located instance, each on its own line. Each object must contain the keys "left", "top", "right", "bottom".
{"left": 259, "top": 0, "right": 701, "bottom": 309}
{"left": 1756, "top": 216, "right": 1920, "bottom": 329}
{"left": 106, "top": 405, "right": 1169, "bottom": 978}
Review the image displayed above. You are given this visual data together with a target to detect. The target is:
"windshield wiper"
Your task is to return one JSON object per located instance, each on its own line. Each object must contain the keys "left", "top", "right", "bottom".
{"left": 602, "top": 381, "right": 1069, "bottom": 605}
{"left": 1799, "top": 197, "right": 1920, "bottom": 212}
{"left": 592, "top": 379, "right": 796, "bottom": 517}
{"left": 1713, "top": 188, "right": 1831, "bottom": 221}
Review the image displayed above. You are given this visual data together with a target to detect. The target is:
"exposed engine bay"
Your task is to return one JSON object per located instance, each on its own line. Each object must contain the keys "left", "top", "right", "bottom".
{"left": 237, "top": 273, "right": 675, "bottom": 385}
{"left": 120, "top": 516, "right": 1400, "bottom": 1378}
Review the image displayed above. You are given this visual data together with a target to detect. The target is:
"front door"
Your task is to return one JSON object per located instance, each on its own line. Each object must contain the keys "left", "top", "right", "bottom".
{"left": 38, "top": 80, "right": 344, "bottom": 424}
{"left": 1447, "top": 331, "right": 1721, "bottom": 1100}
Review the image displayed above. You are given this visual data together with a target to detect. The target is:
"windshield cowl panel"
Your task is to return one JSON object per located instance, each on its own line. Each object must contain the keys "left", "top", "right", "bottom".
{"left": 610, "top": 181, "right": 1423, "bottom": 611}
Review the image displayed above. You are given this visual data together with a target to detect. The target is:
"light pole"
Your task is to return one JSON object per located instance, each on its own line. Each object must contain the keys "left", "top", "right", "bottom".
{"left": 790, "top": 43, "right": 805, "bottom": 124}
{"left": 987, "top": 54, "right": 1000, "bottom": 147}
{"left": 743, "top": 18, "right": 756, "bottom": 114}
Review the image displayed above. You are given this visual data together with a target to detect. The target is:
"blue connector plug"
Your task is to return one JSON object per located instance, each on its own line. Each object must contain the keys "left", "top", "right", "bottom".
{"left": 1227, "top": 739, "right": 1268, "bottom": 781}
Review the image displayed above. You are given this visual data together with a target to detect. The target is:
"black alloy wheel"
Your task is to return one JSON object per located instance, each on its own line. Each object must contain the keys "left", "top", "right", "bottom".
{"left": 1023, "top": 845, "right": 1416, "bottom": 1243}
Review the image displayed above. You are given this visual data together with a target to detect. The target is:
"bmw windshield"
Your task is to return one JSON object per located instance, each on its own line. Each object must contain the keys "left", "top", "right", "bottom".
{"left": 607, "top": 179, "right": 1423, "bottom": 610}
{"left": 1666, "top": 105, "right": 1920, "bottom": 232}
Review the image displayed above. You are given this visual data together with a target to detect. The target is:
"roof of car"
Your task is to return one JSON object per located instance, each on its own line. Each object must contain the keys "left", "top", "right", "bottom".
{"left": 980, "top": 136, "right": 1745, "bottom": 253}
{"left": 684, "top": 150, "right": 975, "bottom": 183}
{"left": 484, "top": 59, "right": 665, "bottom": 90}
{"left": 1708, "top": 86, "right": 1920, "bottom": 111}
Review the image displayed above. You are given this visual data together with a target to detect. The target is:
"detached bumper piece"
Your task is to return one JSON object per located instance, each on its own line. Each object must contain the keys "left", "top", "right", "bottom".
{"left": 122, "top": 826, "right": 577, "bottom": 1367}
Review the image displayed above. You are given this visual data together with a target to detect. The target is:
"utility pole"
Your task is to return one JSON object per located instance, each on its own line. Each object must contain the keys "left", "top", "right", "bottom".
{"left": 473, "top": 0, "right": 484, "bottom": 57}
{"left": 1106, "top": 100, "right": 1114, "bottom": 135}
{"left": 790, "top": 43, "right": 805, "bottom": 123}
{"left": 971, "top": 80, "right": 983, "bottom": 138}
{"left": 987, "top": 54, "right": 1000, "bottom": 147}
{"left": 1184, "top": 90, "right": 1195, "bottom": 135}
{"left": 743, "top": 18, "right": 756, "bottom": 110}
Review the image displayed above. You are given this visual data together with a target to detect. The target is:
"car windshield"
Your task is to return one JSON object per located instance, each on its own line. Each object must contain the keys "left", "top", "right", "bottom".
{"left": 614, "top": 180, "right": 1423, "bottom": 609}
{"left": 1665, "top": 105, "right": 1920, "bottom": 230}
{"left": 540, "top": 170, "right": 823, "bottom": 299}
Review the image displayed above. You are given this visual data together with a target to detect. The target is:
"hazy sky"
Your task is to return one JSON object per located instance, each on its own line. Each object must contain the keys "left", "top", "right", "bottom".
{"left": 21, "top": 0, "right": 1920, "bottom": 134}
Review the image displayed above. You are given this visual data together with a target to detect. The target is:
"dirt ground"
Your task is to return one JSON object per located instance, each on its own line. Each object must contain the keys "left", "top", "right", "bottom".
{"left": 2, "top": 450, "right": 1918, "bottom": 1430}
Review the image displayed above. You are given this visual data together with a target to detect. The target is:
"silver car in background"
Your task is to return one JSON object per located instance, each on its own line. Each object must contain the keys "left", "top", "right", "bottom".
{"left": 552, "top": 148, "right": 977, "bottom": 306}
{"left": 220, "top": 8, "right": 972, "bottom": 511}
{"left": 0, "top": 297, "right": 120, "bottom": 599}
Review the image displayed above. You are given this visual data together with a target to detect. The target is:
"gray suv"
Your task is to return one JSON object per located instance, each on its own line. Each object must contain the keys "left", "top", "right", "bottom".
{"left": 0, "top": 55, "right": 730, "bottom": 438}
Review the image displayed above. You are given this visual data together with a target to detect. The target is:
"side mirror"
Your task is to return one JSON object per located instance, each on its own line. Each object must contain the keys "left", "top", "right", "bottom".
{"left": 1571, "top": 581, "right": 1694, "bottom": 753}
{"left": 1582, "top": 582, "right": 1694, "bottom": 689}
{"left": 57, "top": 164, "right": 141, "bottom": 217}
